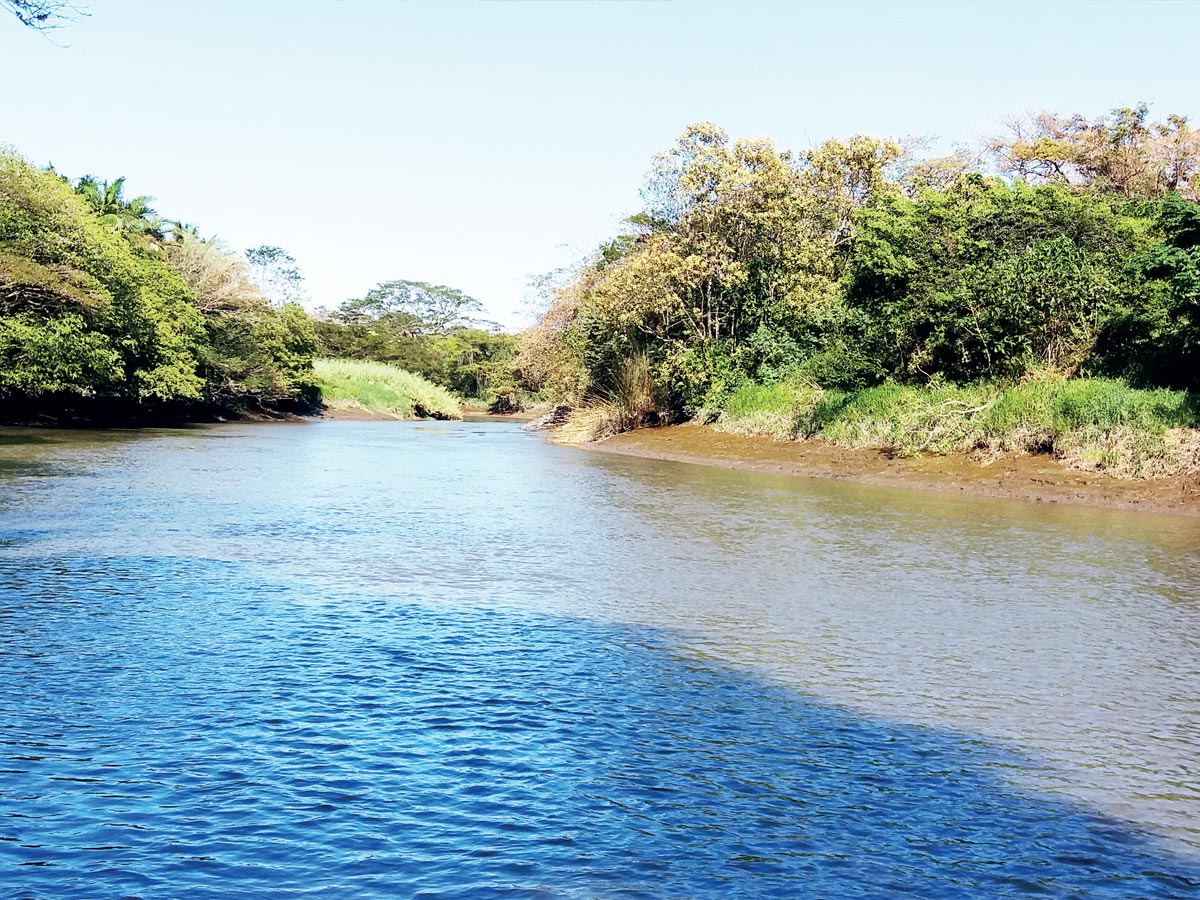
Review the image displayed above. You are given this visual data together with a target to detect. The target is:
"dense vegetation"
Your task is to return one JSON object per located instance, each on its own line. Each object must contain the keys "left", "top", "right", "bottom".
{"left": 0, "top": 151, "right": 317, "bottom": 420}
{"left": 0, "top": 148, "right": 519, "bottom": 422}
{"left": 312, "top": 282, "right": 522, "bottom": 407}
{"left": 522, "top": 105, "right": 1200, "bottom": 475}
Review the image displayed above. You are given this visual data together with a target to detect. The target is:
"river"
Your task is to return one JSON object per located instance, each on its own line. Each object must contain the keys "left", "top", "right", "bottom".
{"left": 1, "top": 420, "right": 1198, "bottom": 898}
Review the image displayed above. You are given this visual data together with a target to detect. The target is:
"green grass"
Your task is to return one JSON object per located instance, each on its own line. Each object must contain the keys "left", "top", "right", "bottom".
{"left": 313, "top": 358, "right": 462, "bottom": 420}
{"left": 715, "top": 377, "right": 1200, "bottom": 478}
{"left": 714, "top": 381, "right": 825, "bottom": 441}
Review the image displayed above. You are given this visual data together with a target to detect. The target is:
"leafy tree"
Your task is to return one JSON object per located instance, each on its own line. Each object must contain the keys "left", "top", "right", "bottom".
{"left": 846, "top": 177, "right": 1148, "bottom": 381}
{"left": 1, "top": 151, "right": 202, "bottom": 402}
{"left": 74, "top": 175, "right": 164, "bottom": 243}
{"left": 529, "top": 117, "right": 1199, "bottom": 424}
{"left": 434, "top": 329, "right": 518, "bottom": 399}
{"left": 1096, "top": 193, "right": 1200, "bottom": 389}
{"left": 245, "top": 245, "right": 304, "bottom": 305}
{"left": 528, "top": 123, "right": 901, "bottom": 412}
{"left": 0, "top": 150, "right": 319, "bottom": 416}
{"left": 992, "top": 104, "right": 1200, "bottom": 199}
{"left": 342, "top": 280, "right": 484, "bottom": 335}
{"left": 314, "top": 280, "right": 497, "bottom": 389}
{"left": 167, "top": 232, "right": 317, "bottom": 408}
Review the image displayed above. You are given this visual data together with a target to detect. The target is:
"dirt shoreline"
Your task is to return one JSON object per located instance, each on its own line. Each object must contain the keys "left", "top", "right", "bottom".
{"left": 316, "top": 404, "right": 538, "bottom": 423}
{"left": 580, "top": 424, "right": 1200, "bottom": 517}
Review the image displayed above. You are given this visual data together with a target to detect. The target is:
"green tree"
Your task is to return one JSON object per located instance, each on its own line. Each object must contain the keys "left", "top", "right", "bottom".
{"left": 1, "top": 151, "right": 202, "bottom": 402}
{"left": 846, "top": 177, "right": 1148, "bottom": 381}
{"left": 1096, "top": 193, "right": 1200, "bottom": 389}
{"left": 74, "top": 175, "right": 165, "bottom": 243}
{"left": 344, "top": 280, "right": 484, "bottom": 335}
{"left": 166, "top": 232, "right": 318, "bottom": 408}
{"left": 245, "top": 245, "right": 304, "bottom": 304}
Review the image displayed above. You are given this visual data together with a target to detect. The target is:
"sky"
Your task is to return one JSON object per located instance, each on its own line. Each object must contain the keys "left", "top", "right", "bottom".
{"left": 3, "top": 0, "right": 1198, "bottom": 328}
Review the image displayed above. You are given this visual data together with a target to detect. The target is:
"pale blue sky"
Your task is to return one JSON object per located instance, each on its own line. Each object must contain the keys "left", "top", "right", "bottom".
{"left": 3, "top": 0, "right": 1197, "bottom": 327}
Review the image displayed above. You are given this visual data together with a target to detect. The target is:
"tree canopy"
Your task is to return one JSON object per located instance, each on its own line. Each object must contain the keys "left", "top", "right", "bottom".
{"left": 0, "top": 149, "right": 317, "bottom": 417}
{"left": 523, "top": 105, "right": 1200, "bottom": 417}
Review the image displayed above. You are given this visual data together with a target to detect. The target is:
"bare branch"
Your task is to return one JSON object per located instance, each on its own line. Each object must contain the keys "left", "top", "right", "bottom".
{"left": 2, "top": 0, "right": 87, "bottom": 31}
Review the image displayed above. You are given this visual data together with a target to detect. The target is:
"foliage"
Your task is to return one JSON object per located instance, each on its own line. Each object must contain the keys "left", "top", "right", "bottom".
{"left": 245, "top": 245, "right": 304, "bottom": 305}
{"left": 436, "top": 329, "right": 518, "bottom": 399}
{"left": 312, "top": 357, "right": 462, "bottom": 420}
{"left": 0, "top": 148, "right": 318, "bottom": 417}
{"left": 165, "top": 233, "right": 316, "bottom": 409}
{"left": 713, "top": 376, "right": 1199, "bottom": 478}
{"left": 75, "top": 176, "right": 164, "bottom": 244}
{"left": 527, "top": 110, "right": 1200, "bottom": 465}
{"left": 526, "top": 123, "right": 901, "bottom": 417}
{"left": 1094, "top": 193, "right": 1200, "bottom": 390}
{"left": 315, "top": 281, "right": 526, "bottom": 402}
{"left": 333, "top": 280, "right": 483, "bottom": 336}
{"left": 991, "top": 104, "right": 1200, "bottom": 199}
{"left": 846, "top": 177, "right": 1150, "bottom": 382}
{"left": 0, "top": 151, "right": 203, "bottom": 401}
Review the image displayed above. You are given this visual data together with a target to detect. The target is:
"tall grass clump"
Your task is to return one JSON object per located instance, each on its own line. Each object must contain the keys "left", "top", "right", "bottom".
{"left": 556, "top": 355, "right": 662, "bottom": 442}
{"left": 314, "top": 358, "right": 462, "bottom": 420}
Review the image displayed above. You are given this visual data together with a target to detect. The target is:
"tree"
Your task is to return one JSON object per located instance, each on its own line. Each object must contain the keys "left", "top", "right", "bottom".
{"left": 244, "top": 245, "right": 304, "bottom": 305}
{"left": 340, "top": 280, "right": 484, "bottom": 335}
{"left": 991, "top": 104, "right": 1200, "bottom": 200}
{"left": 846, "top": 177, "right": 1147, "bottom": 381}
{"left": 74, "top": 175, "right": 164, "bottom": 242}
{"left": 1096, "top": 193, "right": 1200, "bottom": 389}
{"left": 530, "top": 123, "right": 902, "bottom": 411}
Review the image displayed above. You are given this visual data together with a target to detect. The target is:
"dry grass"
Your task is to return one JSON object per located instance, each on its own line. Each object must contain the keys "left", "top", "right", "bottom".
{"left": 554, "top": 355, "right": 662, "bottom": 443}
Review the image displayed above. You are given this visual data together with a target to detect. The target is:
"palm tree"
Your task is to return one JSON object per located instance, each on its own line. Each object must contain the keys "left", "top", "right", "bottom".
{"left": 75, "top": 175, "right": 165, "bottom": 242}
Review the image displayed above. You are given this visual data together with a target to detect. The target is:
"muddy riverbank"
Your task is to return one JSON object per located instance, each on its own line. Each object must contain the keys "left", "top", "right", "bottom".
{"left": 582, "top": 424, "right": 1200, "bottom": 517}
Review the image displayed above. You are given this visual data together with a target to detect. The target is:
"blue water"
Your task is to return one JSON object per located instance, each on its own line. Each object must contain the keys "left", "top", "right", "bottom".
{"left": 1, "top": 421, "right": 1198, "bottom": 898}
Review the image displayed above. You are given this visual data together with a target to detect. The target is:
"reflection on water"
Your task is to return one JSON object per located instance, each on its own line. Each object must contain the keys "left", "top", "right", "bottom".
{"left": 1, "top": 421, "right": 1198, "bottom": 898}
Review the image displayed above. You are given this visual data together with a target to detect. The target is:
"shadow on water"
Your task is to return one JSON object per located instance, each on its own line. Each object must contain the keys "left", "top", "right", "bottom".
{"left": 1, "top": 555, "right": 1198, "bottom": 900}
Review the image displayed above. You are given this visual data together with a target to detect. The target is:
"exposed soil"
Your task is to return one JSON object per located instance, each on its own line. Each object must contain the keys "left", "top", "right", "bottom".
{"left": 314, "top": 405, "right": 412, "bottom": 421}
{"left": 582, "top": 424, "right": 1200, "bottom": 518}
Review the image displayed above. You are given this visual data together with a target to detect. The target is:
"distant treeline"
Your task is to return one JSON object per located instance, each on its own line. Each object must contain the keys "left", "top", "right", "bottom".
{"left": 0, "top": 150, "right": 519, "bottom": 422}
{"left": 520, "top": 104, "right": 1200, "bottom": 418}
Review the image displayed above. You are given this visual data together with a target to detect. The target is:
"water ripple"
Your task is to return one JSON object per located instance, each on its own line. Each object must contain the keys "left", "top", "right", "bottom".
{"left": 0, "top": 422, "right": 1198, "bottom": 898}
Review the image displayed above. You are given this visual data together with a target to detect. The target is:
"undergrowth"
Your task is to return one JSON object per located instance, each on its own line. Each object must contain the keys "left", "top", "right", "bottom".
{"left": 714, "top": 377, "right": 1200, "bottom": 479}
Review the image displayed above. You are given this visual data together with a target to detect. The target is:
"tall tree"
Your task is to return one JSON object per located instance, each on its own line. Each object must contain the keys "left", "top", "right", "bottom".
{"left": 74, "top": 176, "right": 164, "bottom": 241}
{"left": 244, "top": 245, "right": 304, "bottom": 305}
{"left": 991, "top": 104, "right": 1200, "bottom": 199}
{"left": 339, "top": 280, "right": 484, "bottom": 335}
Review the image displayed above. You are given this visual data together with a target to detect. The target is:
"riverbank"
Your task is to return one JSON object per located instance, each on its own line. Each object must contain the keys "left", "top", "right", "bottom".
{"left": 582, "top": 424, "right": 1200, "bottom": 517}
{"left": 313, "top": 358, "right": 462, "bottom": 420}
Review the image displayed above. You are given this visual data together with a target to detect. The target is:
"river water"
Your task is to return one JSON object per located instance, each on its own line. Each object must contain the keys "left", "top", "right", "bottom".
{"left": 1, "top": 420, "right": 1198, "bottom": 899}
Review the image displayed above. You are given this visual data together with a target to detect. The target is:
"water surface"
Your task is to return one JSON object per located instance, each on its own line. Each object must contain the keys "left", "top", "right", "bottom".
{"left": 1, "top": 421, "right": 1198, "bottom": 898}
